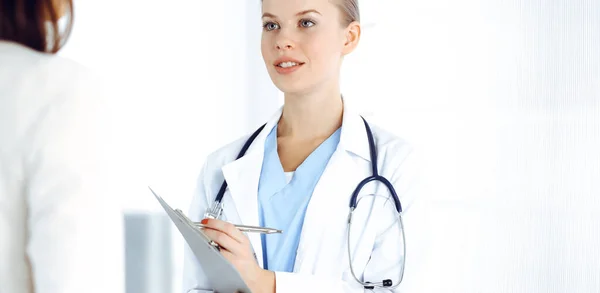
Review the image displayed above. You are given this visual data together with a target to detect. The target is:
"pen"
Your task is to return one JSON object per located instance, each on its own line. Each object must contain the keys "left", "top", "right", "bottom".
{"left": 194, "top": 222, "right": 282, "bottom": 234}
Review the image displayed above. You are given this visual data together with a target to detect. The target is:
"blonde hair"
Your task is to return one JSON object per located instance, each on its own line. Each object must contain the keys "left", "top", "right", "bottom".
{"left": 337, "top": 0, "right": 360, "bottom": 26}
{"left": 260, "top": 0, "right": 360, "bottom": 26}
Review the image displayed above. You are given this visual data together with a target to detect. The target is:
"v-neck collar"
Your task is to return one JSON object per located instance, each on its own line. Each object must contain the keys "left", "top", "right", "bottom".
{"left": 261, "top": 124, "right": 342, "bottom": 199}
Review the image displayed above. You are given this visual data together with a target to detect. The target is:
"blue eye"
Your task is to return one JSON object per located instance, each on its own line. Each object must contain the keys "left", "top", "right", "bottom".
{"left": 263, "top": 22, "right": 279, "bottom": 31}
{"left": 299, "top": 19, "right": 316, "bottom": 28}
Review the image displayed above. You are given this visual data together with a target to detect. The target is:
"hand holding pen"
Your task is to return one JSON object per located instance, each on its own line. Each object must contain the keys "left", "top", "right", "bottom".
{"left": 198, "top": 217, "right": 277, "bottom": 293}
{"left": 194, "top": 222, "right": 282, "bottom": 234}
{"left": 173, "top": 208, "right": 282, "bottom": 234}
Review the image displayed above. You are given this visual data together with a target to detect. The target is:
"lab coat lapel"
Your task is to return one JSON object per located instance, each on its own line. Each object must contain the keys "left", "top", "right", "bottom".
{"left": 220, "top": 108, "right": 283, "bottom": 269}
{"left": 295, "top": 150, "right": 364, "bottom": 273}
{"left": 221, "top": 151, "right": 265, "bottom": 265}
{"left": 294, "top": 104, "right": 372, "bottom": 273}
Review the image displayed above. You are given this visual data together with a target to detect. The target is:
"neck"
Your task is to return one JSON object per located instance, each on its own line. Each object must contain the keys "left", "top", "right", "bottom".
{"left": 278, "top": 86, "right": 343, "bottom": 140}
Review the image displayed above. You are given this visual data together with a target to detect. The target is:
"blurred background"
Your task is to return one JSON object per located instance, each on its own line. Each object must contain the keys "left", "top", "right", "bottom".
{"left": 58, "top": 0, "right": 599, "bottom": 292}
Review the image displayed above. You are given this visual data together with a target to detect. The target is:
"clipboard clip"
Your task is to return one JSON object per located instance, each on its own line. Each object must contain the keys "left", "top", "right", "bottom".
{"left": 174, "top": 209, "right": 222, "bottom": 251}
{"left": 201, "top": 201, "right": 224, "bottom": 251}
{"left": 204, "top": 201, "right": 224, "bottom": 220}
{"left": 174, "top": 208, "right": 261, "bottom": 262}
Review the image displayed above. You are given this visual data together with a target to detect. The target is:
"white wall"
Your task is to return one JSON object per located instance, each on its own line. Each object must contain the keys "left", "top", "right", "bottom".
{"left": 60, "top": 0, "right": 600, "bottom": 292}
{"left": 60, "top": 0, "right": 278, "bottom": 210}
{"left": 60, "top": 1, "right": 281, "bottom": 292}
{"left": 336, "top": 0, "right": 600, "bottom": 292}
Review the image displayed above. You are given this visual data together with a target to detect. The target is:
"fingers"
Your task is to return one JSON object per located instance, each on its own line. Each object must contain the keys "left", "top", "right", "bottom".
{"left": 200, "top": 218, "right": 251, "bottom": 256}
{"left": 201, "top": 228, "right": 242, "bottom": 255}
{"left": 201, "top": 218, "right": 247, "bottom": 244}
{"left": 219, "top": 248, "right": 235, "bottom": 263}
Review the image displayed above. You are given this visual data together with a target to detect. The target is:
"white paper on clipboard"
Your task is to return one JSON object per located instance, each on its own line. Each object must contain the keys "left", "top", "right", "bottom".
{"left": 148, "top": 187, "right": 252, "bottom": 293}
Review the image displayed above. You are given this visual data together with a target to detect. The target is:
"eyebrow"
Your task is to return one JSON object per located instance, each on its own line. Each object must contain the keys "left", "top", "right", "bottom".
{"left": 262, "top": 9, "right": 322, "bottom": 19}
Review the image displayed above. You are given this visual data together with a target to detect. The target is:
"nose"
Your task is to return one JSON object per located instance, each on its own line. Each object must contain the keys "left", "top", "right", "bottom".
{"left": 277, "top": 43, "right": 293, "bottom": 50}
{"left": 276, "top": 42, "right": 294, "bottom": 50}
{"left": 275, "top": 35, "right": 294, "bottom": 51}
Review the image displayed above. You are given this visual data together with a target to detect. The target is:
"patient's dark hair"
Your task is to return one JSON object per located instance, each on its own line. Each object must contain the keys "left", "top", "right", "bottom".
{"left": 0, "top": 0, "right": 74, "bottom": 53}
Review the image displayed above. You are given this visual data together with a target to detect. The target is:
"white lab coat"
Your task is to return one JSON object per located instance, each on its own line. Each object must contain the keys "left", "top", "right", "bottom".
{"left": 182, "top": 102, "right": 420, "bottom": 292}
{"left": 0, "top": 41, "right": 123, "bottom": 293}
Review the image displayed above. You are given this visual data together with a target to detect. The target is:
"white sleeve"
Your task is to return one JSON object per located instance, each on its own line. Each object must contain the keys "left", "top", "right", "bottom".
{"left": 24, "top": 69, "right": 124, "bottom": 293}
{"left": 181, "top": 161, "right": 215, "bottom": 293}
{"left": 275, "top": 146, "right": 421, "bottom": 293}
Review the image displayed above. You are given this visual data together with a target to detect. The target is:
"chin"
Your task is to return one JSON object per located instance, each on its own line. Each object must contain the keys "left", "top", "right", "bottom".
{"left": 271, "top": 78, "right": 313, "bottom": 95}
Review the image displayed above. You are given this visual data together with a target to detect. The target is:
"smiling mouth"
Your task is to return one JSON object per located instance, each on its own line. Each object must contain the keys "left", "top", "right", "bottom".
{"left": 276, "top": 61, "right": 305, "bottom": 68}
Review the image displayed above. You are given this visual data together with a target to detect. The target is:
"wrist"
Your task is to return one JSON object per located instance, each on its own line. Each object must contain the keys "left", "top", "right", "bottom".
{"left": 251, "top": 269, "right": 275, "bottom": 293}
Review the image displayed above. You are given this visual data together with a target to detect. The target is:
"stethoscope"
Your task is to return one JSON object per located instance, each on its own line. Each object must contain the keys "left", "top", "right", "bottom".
{"left": 201, "top": 117, "right": 406, "bottom": 291}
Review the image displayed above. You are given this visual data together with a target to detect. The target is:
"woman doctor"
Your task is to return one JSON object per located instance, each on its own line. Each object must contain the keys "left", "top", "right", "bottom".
{"left": 182, "top": 0, "right": 418, "bottom": 292}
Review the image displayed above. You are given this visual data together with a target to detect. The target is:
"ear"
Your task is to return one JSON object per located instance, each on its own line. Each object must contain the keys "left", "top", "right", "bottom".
{"left": 342, "top": 21, "right": 361, "bottom": 55}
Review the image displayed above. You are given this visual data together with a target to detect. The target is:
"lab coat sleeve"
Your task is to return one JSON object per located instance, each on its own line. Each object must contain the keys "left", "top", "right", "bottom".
{"left": 274, "top": 146, "right": 421, "bottom": 293}
{"left": 181, "top": 160, "right": 214, "bottom": 293}
{"left": 24, "top": 70, "right": 124, "bottom": 293}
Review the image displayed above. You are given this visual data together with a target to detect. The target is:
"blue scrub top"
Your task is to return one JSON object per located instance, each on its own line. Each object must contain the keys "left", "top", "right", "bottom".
{"left": 257, "top": 124, "right": 341, "bottom": 272}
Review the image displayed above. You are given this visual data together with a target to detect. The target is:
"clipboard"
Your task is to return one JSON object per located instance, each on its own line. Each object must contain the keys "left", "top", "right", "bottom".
{"left": 149, "top": 187, "right": 252, "bottom": 293}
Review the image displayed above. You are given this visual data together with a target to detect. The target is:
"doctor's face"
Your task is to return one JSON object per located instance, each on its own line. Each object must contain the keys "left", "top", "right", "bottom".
{"left": 261, "top": 0, "right": 352, "bottom": 95}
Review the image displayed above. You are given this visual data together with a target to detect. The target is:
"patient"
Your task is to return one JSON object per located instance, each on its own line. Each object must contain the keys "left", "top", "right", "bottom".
{"left": 0, "top": 1, "right": 123, "bottom": 292}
